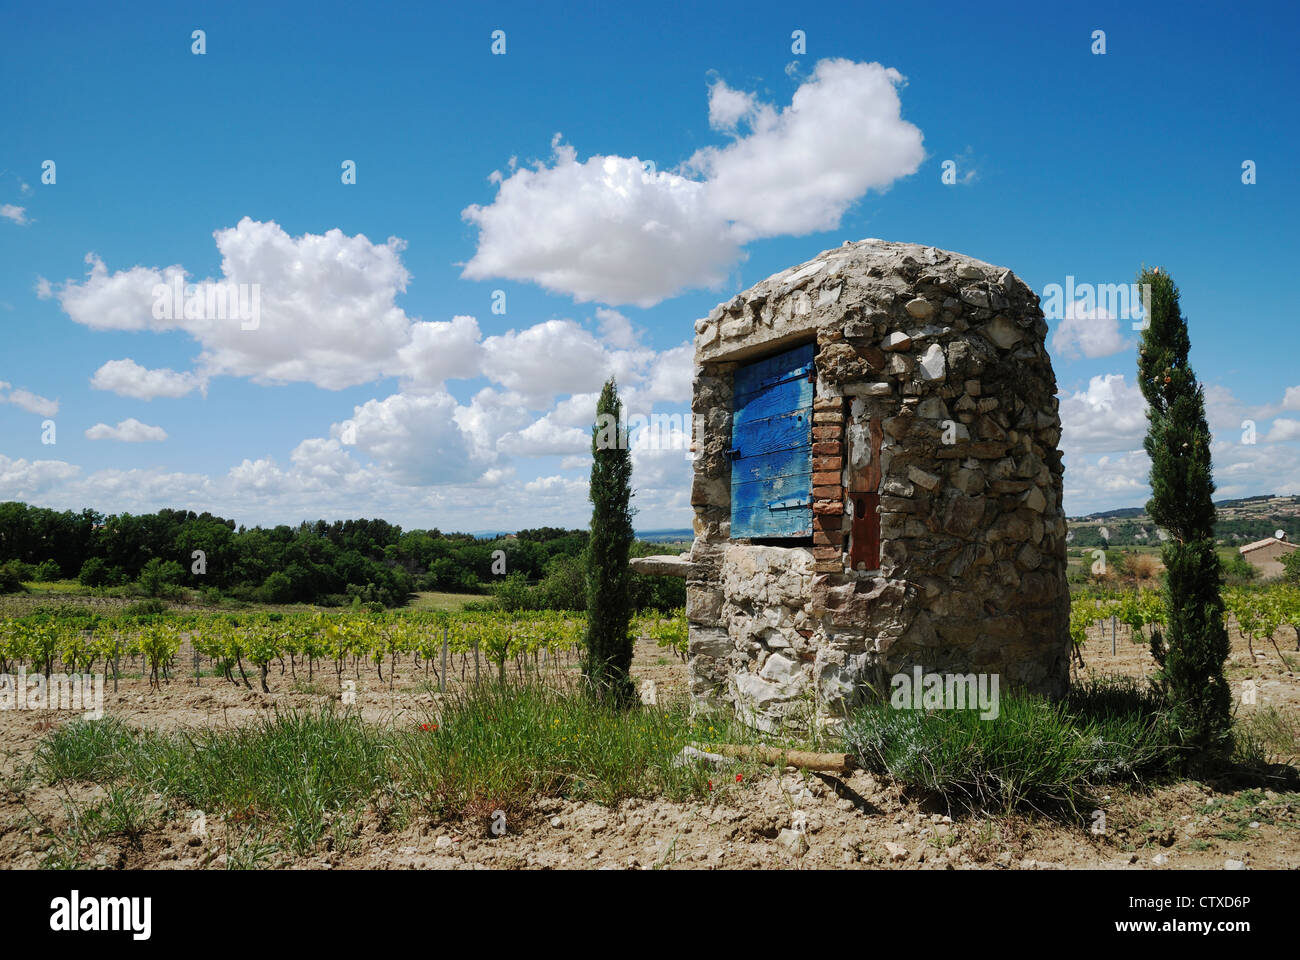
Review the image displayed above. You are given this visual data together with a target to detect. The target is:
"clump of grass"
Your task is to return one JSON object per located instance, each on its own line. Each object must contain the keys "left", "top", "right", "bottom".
{"left": 92, "top": 783, "right": 162, "bottom": 844}
{"left": 35, "top": 715, "right": 144, "bottom": 782}
{"left": 40, "top": 710, "right": 390, "bottom": 854}
{"left": 393, "top": 679, "right": 765, "bottom": 821}
{"left": 223, "top": 828, "right": 282, "bottom": 869}
{"left": 32, "top": 784, "right": 164, "bottom": 869}
{"left": 1235, "top": 707, "right": 1299, "bottom": 766}
{"left": 139, "top": 709, "right": 392, "bottom": 854}
{"left": 34, "top": 680, "right": 777, "bottom": 855}
{"left": 842, "top": 677, "right": 1178, "bottom": 816}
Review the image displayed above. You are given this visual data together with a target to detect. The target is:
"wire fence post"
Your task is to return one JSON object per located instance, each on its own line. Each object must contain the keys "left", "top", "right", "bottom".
{"left": 440, "top": 626, "right": 448, "bottom": 695}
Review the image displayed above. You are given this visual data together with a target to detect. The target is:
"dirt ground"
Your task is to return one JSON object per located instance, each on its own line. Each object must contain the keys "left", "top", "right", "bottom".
{"left": 0, "top": 625, "right": 1296, "bottom": 870}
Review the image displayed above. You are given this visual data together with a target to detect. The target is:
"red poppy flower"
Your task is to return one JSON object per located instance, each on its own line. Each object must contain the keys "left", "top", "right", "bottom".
{"left": 735, "top": 774, "right": 743, "bottom": 783}
{"left": 707, "top": 780, "right": 713, "bottom": 791}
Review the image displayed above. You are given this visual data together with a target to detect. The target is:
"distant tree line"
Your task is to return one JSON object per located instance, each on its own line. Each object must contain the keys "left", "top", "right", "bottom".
{"left": 0, "top": 502, "right": 684, "bottom": 610}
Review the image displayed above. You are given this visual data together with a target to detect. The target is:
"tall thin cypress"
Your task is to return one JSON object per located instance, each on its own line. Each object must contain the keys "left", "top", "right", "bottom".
{"left": 583, "top": 378, "right": 636, "bottom": 706}
{"left": 1136, "top": 267, "right": 1231, "bottom": 763}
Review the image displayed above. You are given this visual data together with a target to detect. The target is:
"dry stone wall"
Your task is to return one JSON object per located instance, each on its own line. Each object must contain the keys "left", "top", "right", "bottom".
{"left": 686, "top": 239, "right": 1070, "bottom": 730}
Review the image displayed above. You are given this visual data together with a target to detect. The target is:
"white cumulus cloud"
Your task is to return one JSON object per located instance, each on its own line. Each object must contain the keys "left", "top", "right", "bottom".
{"left": 49, "top": 220, "right": 419, "bottom": 390}
{"left": 686, "top": 59, "right": 925, "bottom": 244}
{"left": 85, "top": 418, "right": 168, "bottom": 442}
{"left": 1050, "top": 301, "right": 1131, "bottom": 360}
{"left": 480, "top": 318, "right": 613, "bottom": 406}
{"left": 1265, "top": 418, "right": 1300, "bottom": 443}
{"left": 1, "top": 386, "right": 59, "bottom": 417}
{"left": 707, "top": 78, "right": 760, "bottom": 131}
{"left": 461, "top": 59, "right": 924, "bottom": 305}
{"left": 90, "top": 358, "right": 206, "bottom": 400}
{"left": 1059, "top": 374, "right": 1148, "bottom": 455}
{"left": 0, "top": 455, "right": 80, "bottom": 498}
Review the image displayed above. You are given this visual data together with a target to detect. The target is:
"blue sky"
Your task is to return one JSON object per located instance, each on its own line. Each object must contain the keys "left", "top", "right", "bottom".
{"left": 2, "top": 0, "right": 1298, "bottom": 531}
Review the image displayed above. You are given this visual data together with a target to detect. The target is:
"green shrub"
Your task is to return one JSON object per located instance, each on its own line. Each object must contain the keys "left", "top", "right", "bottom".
{"left": 78, "top": 557, "right": 111, "bottom": 587}
{"left": 256, "top": 570, "right": 293, "bottom": 604}
{"left": 537, "top": 553, "right": 586, "bottom": 610}
{"left": 33, "top": 559, "right": 63, "bottom": 582}
{"left": 0, "top": 561, "right": 27, "bottom": 594}
{"left": 6, "top": 560, "right": 37, "bottom": 581}
{"left": 1223, "top": 551, "right": 1259, "bottom": 583}
{"left": 490, "top": 571, "right": 537, "bottom": 612}
{"left": 123, "top": 598, "right": 168, "bottom": 617}
{"left": 1282, "top": 549, "right": 1300, "bottom": 585}
{"left": 138, "top": 557, "right": 185, "bottom": 598}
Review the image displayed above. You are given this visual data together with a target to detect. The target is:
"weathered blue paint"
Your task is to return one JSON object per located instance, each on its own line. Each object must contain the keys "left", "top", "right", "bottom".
{"left": 730, "top": 343, "right": 814, "bottom": 538}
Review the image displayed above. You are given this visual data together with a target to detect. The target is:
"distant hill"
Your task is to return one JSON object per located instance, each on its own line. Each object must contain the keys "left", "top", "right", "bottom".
{"left": 1076, "top": 506, "right": 1146, "bottom": 521}
{"left": 1068, "top": 494, "right": 1300, "bottom": 547}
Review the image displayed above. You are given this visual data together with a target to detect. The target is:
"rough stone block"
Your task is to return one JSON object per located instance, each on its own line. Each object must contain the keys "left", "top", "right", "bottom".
{"left": 907, "top": 466, "right": 942, "bottom": 491}
{"left": 686, "top": 585, "right": 724, "bottom": 624}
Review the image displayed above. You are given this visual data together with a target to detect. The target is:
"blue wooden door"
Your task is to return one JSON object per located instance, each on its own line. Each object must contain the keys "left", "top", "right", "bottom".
{"left": 731, "top": 343, "right": 815, "bottom": 538}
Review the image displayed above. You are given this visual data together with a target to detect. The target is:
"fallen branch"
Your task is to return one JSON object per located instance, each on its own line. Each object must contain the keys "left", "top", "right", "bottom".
{"left": 689, "top": 742, "right": 855, "bottom": 774}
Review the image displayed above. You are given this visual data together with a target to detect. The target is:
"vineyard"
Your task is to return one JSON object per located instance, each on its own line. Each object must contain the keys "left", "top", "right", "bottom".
{"left": 0, "top": 607, "right": 689, "bottom": 694}
{"left": 1069, "top": 582, "right": 1300, "bottom": 663}
{"left": 4, "top": 583, "right": 1296, "bottom": 694}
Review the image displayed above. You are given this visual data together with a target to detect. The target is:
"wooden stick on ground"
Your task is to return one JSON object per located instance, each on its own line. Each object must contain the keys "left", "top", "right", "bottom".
{"left": 690, "top": 742, "right": 855, "bottom": 774}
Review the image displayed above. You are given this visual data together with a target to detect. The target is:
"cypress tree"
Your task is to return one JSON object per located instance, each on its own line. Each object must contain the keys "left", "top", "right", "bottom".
{"left": 583, "top": 378, "right": 636, "bottom": 706}
{"left": 1136, "top": 267, "right": 1231, "bottom": 763}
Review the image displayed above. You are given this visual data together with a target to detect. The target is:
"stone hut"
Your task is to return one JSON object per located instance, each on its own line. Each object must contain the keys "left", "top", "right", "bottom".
{"left": 635, "top": 239, "right": 1071, "bottom": 730}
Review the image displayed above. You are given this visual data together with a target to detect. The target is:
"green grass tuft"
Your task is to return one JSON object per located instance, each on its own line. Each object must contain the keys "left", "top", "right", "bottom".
{"left": 841, "top": 677, "right": 1178, "bottom": 816}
